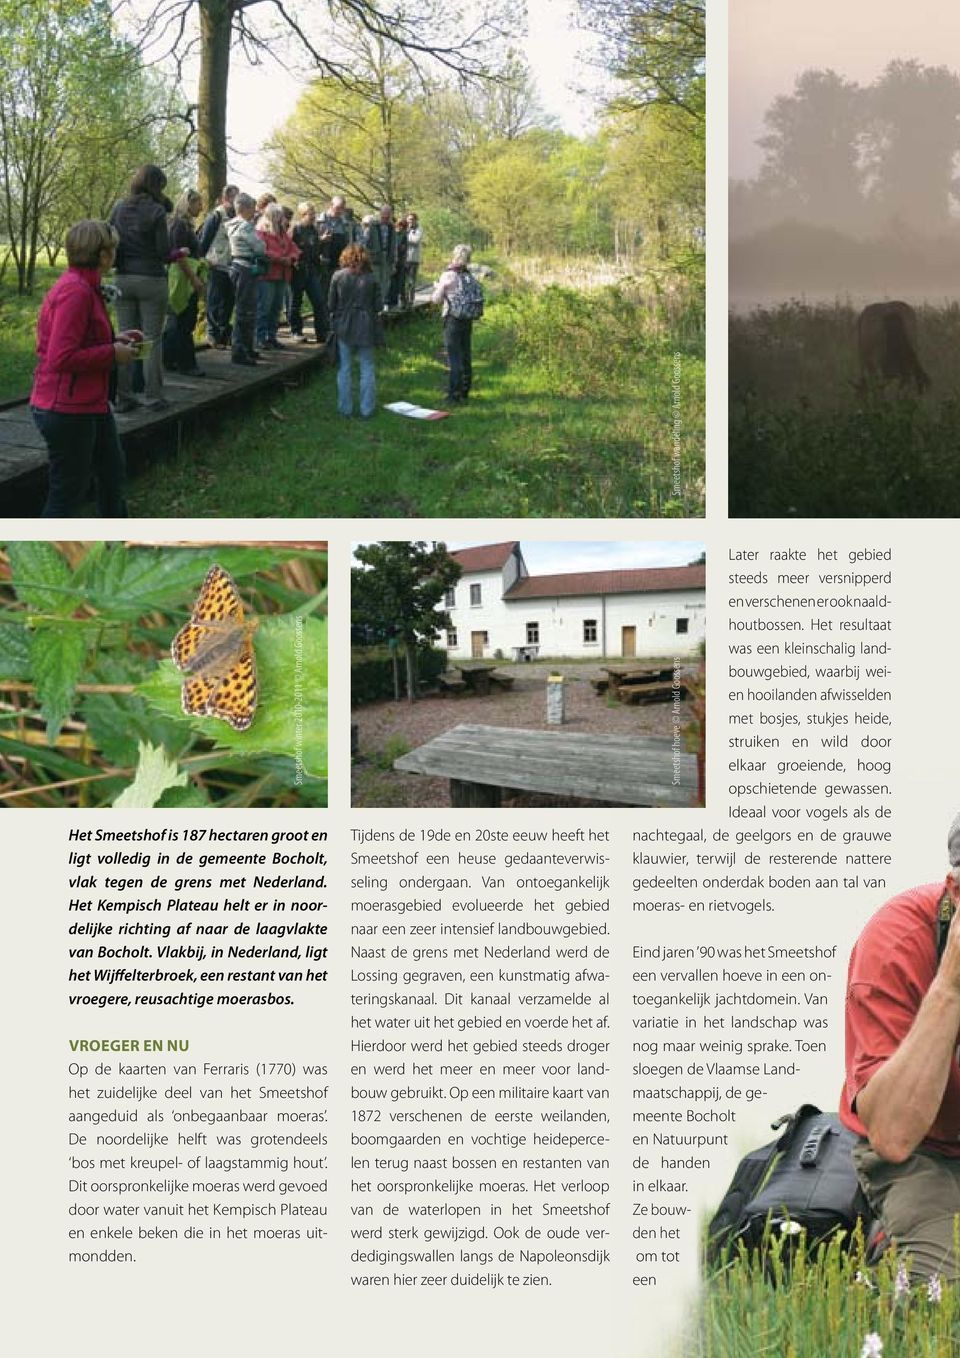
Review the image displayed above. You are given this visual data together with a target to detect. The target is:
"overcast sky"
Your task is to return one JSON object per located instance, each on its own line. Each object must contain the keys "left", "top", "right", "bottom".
{"left": 730, "top": 0, "right": 960, "bottom": 180}
{"left": 221, "top": 0, "right": 602, "bottom": 192}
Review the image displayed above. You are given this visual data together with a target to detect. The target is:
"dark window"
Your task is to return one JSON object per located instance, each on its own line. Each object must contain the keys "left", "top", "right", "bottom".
{"left": 526, "top": 622, "right": 539, "bottom": 645}
{"left": 445, "top": 588, "right": 455, "bottom": 608}
{"left": 583, "top": 619, "right": 597, "bottom": 643}
{"left": 470, "top": 583, "right": 481, "bottom": 605}
{"left": 676, "top": 618, "right": 689, "bottom": 634}
{"left": 447, "top": 629, "right": 458, "bottom": 648}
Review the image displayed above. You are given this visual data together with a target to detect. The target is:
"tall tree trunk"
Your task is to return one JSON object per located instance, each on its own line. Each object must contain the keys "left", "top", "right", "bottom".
{"left": 198, "top": 0, "right": 232, "bottom": 208}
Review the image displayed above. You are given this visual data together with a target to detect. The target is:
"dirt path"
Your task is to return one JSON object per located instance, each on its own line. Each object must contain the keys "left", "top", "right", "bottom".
{"left": 351, "top": 660, "right": 695, "bottom": 808}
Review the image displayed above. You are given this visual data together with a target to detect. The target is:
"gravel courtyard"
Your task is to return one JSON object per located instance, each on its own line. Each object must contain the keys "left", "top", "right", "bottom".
{"left": 351, "top": 659, "right": 697, "bottom": 808}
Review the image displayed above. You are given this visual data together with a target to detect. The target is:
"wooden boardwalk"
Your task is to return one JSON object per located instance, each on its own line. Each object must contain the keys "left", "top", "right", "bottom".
{"left": 0, "top": 291, "right": 434, "bottom": 515}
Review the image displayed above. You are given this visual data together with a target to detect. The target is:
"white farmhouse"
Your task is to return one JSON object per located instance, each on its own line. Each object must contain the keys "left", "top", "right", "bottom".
{"left": 441, "top": 543, "right": 706, "bottom": 661}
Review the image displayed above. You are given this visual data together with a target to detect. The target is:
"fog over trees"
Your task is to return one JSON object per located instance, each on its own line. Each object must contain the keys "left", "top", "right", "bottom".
{"left": 730, "top": 59, "right": 960, "bottom": 300}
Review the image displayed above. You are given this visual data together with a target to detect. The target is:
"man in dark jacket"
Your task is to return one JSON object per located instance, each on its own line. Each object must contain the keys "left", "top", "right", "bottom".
{"left": 363, "top": 206, "right": 397, "bottom": 313}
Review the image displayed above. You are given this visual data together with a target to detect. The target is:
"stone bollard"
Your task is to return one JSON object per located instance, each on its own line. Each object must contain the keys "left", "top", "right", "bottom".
{"left": 546, "top": 673, "right": 565, "bottom": 725}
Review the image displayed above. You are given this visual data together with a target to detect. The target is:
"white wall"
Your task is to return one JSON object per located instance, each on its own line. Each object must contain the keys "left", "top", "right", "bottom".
{"left": 444, "top": 569, "right": 505, "bottom": 654}
{"left": 441, "top": 584, "right": 706, "bottom": 660}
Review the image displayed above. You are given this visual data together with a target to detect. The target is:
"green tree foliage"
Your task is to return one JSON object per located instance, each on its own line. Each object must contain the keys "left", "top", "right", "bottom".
{"left": 137, "top": 0, "right": 514, "bottom": 211}
{"left": 579, "top": 0, "right": 705, "bottom": 123}
{"left": 267, "top": 27, "right": 440, "bottom": 212}
{"left": 352, "top": 542, "right": 460, "bottom": 703}
{"left": 465, "top": 132, "right": 570, "bottom": 254}
{"left": 577, "top": 0, "right": 705, "bottom": 270}
{"left": 0, "top": 0, "right": 188, "bottom": 292}
{"left": 602, "top": 104, "right": 703, "bottom": 267}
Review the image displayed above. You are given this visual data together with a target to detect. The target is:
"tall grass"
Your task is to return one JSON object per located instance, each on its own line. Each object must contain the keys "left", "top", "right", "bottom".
{"left": 730, "top": 300, "right": 960, "bottom": 517}
{"left": 699, "top": 1223, "right": 960, "bottom": 1357}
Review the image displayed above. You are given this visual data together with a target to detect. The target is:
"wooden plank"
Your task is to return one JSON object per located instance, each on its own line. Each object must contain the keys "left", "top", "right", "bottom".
{"left": 394, "top": 724, "right": 697, "bottom": 807}
{"left": 617, "top": 680, "right": 684, "bottom": 705}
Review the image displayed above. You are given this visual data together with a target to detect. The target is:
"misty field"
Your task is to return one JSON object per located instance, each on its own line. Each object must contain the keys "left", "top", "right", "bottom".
{"left": 729, "top": 300, "right": 960, "bottom": 518}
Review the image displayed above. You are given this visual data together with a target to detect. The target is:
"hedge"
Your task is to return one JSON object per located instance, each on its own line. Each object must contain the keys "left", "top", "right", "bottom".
{"left": 351, "top": 645, "right": 447, "bottom": 705}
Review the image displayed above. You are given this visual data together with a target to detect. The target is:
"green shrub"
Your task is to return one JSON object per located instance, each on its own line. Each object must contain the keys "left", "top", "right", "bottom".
{"left": 351, "top": 645, "right": 447, "bottom": 705}
{"left": 374, "top": 734, "right": 411, "bottom": 770}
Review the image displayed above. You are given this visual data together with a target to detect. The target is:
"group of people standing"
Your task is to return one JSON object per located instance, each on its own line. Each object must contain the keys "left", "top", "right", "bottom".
{"left": 28, "top": 161, "right": 483, "bottom": 516}
{"left": 200, "top": 187, "right": 424, "bottom": 368}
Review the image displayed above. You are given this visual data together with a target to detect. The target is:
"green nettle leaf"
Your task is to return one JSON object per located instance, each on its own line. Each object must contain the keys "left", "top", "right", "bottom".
{"left": 80, "top": 687, "right": 193, "bottom": 768}
{"left": 7, "top": 541, "right": 76, "bottom": 616}
{"left": 0, "top": 623, "right": 33, "bottom": 679}
{"left": 75, "top": 544, "right": 322, "bottom": 619}
{"left": 138, "top": 615, "right": 327, "bottom": 779}
{"left": 31, "top": 625, "right": 86, "bottom": 742}
{"left": 113, "top": 742, "right": 188, "bottom": 809}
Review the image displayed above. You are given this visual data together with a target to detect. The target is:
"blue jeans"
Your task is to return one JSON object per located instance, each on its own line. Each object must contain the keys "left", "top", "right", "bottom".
{"left": 337, "top": 341, "right": 376, "bottom": 417}
{"left": 33, "top": 407, "right": 127, "bottom": 517}
{"left": 256, "top": 279, "right": 285, "bottom": 344}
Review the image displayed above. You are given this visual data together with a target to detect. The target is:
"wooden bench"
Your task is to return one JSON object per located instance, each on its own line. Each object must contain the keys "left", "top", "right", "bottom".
{"left": 617, "top": 679, "right": 687, "bottom": 705}
{"left": 489, "top": 672, "right": 515, "bottom": 691}
{"left": 437, "top": 673, "right": 468, "bottom": 695}
{"left": 393, "top": 723, "right": 698, "bottom": 807}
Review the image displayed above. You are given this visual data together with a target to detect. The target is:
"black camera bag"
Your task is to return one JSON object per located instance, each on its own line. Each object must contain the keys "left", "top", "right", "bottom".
{"left": 706, "top": 1104, "right": 872, "bottom": 1265}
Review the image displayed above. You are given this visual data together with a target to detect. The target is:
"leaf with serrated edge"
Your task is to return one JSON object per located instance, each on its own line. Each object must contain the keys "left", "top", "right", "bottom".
{"left": 32, "top": 627, "right": 86, "bottom": 743}
{"left": 113, "top": 742, "right": 188, "bottom": 809}
{"left": 138, "top": 615, "right": 327, "bottom": 779}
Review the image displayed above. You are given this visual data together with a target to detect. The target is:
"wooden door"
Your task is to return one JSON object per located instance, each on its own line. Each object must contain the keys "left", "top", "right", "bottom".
{"left": 621, "top": 626, "right": 636, "bottom": 658}
{"left": 471, "top": 631, "right": 485, "bottom": 658}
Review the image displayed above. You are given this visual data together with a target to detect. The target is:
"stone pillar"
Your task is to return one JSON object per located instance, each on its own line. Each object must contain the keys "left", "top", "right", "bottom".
{"left": 546, "top": 673, "right": 565, "bottom": 725}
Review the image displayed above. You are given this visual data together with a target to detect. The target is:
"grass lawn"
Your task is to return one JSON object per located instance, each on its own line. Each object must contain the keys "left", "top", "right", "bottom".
{"left": 123, "top": 276, "right": 704, "bottom": 519}
{"left": 0, "top": 262, "right": 60, "bottom": 401}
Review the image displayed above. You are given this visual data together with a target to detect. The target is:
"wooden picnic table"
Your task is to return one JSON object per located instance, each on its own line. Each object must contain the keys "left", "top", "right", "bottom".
{"left": 393, "top": 723, "right": 698, "bottom": 807}
{"left": 602, "top": 664, "right": 675, "bottom": 690}
{"left": 450, "top": 661, "right": 506, "bottom": 697}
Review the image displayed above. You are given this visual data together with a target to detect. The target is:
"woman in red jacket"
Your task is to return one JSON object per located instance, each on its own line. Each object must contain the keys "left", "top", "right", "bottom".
{"left": 255, "top": 203, "right": 300, "bottom": 349}
{"left": 30, "top": 220, "right": 140, "bottom": 517}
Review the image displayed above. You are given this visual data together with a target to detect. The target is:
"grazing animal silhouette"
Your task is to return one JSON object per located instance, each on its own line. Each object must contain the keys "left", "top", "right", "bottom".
{"left": 857, "top": 301, "right": 929, "bottom": 394}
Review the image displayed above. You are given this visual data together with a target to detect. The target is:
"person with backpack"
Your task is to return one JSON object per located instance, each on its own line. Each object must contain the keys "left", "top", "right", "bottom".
{"left": 197, "top": 184, "right": 238, "bottom": 346}
{"left": 431, "top": 243, "right": 484, "bottom": 405}
{"left": 839, "top": 817, "right": 960, "bottom": 1281}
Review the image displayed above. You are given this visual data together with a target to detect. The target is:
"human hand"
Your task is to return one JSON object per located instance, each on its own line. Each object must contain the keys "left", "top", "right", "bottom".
{"left": 113, "top": 339, "right": 137, "bottom": 365}
{"left": 937, "top": 890, "right": 960, "bottom": 995}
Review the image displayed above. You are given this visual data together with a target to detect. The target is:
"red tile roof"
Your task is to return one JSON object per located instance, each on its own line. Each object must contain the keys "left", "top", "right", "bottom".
{"left": 504, "top": 565, "right": 705, "bottom": 599}
{"left": 450, "top": 542, "right": 519, "bottom": 573}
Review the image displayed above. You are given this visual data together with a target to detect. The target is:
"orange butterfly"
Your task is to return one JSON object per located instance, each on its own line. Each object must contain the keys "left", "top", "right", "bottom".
{"left": 170, "top": 564, "right": 258, "bottom": 731}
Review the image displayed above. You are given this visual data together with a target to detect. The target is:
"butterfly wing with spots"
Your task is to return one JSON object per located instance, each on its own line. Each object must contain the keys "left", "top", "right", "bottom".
{"left": 171, "top": 565, "right": 258, "bottom": 730}
{"left": 205, "top": 640, "right": 258, "bottom": 731}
